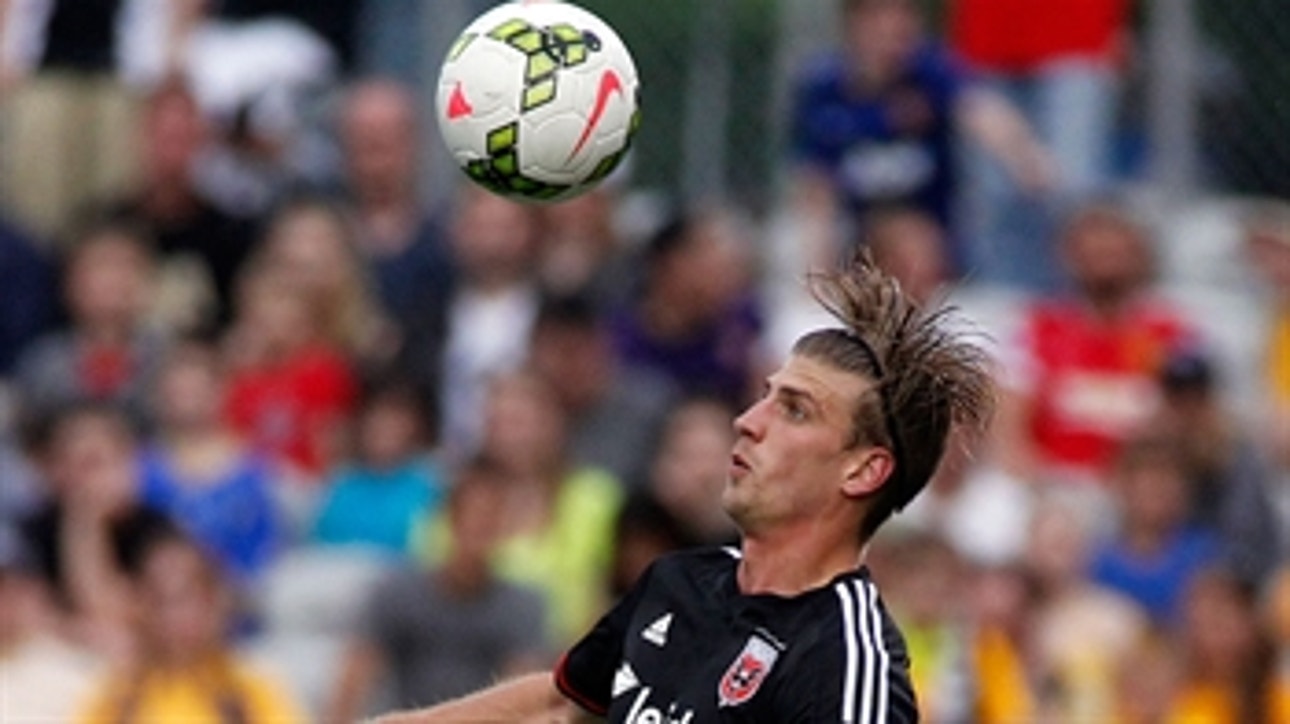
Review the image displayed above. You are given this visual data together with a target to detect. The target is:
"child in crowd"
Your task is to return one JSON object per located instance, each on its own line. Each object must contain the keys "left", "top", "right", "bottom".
{"left": 17, "top": 402, "right": 174, "bottom": 656}
{"left": 1089, "top": 435, "right": 1221, "bottom": 625}
{"left": 139, "top": 338, "right": 284, "bottom": 584}
{"left": 222, "top": 263, "right": 357, "bottom": 480}
{"left": 311, "top": 377, "right": 446, "bottom": 556}
{"left": 13, "top": 215, "right": 167, "bottom": 427}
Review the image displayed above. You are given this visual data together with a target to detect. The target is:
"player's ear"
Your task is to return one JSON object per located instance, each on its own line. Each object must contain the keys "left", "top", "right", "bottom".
{"left": 840, "top": 447, "right": 895, "bottom": 498}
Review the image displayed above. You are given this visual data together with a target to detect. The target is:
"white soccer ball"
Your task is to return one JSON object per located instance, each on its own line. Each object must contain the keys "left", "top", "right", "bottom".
{"left": 435, "top": 0, "right": 641, "bottom": 203}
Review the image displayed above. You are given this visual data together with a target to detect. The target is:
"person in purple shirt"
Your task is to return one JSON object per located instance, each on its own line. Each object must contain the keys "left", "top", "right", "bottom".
{"left": 609, "top": 208, "right": 763, "bottom": 410}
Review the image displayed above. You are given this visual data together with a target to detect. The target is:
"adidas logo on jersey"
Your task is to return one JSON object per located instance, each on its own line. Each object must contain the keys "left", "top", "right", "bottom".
{"left": 642, "top": 612, "right": 672, "bottom": 647}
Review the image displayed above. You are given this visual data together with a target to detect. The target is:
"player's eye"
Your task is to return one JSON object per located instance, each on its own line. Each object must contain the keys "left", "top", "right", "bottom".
{"left": 780, "top": 399, "right": 807, "bottom": 422}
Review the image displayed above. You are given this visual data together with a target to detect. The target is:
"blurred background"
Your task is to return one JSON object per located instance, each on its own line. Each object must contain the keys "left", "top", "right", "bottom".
{"left": 1, "top": 0, "right": 1289, "bottom": 721}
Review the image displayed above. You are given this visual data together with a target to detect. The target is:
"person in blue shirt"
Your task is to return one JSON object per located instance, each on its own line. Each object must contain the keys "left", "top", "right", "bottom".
{"left": 311, "top": 376, "right": 446, "bottom": 556}
{"left": 1088, "top": 434, "right": 1222, "bottom": 625}
{"left": 138, "top": 339, "right": 283, "bottom": 584}
{"left": 789, "top": 0, "right": 1052, "bottom": 275}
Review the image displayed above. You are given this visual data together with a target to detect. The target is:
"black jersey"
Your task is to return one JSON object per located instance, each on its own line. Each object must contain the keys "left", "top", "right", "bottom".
{"left": 557, "top": 547, "right": 917, "bottom": 723}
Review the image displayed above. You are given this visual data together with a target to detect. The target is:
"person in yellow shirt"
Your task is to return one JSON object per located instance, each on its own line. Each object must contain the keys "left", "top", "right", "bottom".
{"left": 77, "top": 528, "right": 307, "bottom": 723}
{"left": 420, "top": 369, "right": 623, "bottom": 646}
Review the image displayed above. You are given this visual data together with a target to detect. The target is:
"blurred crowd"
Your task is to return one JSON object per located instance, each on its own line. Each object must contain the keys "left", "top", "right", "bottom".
{"left": 1, "top": 0, "right": 1289, "bottom": 722}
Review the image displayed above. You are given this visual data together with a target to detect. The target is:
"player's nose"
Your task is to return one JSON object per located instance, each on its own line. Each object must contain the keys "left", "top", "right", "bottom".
{"left": 733, "top": 398, "right": 766, "bottom": 441}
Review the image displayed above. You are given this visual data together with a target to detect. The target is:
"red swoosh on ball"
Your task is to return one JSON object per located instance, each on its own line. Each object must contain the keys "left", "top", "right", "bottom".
{"left": 447, "top": 81, "right": 473, "bottom": 120}
{"left": 567, "top": 69, "right": 624, "bottom": 161}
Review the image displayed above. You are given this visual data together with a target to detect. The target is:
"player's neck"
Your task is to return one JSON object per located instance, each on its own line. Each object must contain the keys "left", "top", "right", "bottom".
{"left": 736, "top": 531, "right": 864, "bottom": 597}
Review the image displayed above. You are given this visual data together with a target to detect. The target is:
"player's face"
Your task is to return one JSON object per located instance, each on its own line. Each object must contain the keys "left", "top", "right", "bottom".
{"left": 725, "top": 355, "right": 871, "bottom": 534}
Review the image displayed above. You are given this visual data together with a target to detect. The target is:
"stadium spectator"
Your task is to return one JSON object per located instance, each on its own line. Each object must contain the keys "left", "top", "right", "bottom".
{"left": 874, "top": 532, "right": 973, "bottom": 723}
{"left": 606, "top": 491, "right": 692, "bottom": 601}
{"left": 1089, "top": 435, "right": 1221, "bottom": 625}
{"left": 109, "top": 81, "right": 259, "bottom": 331}
{"left": 1152, "top": 347, "right": 1281, "bottom": 586}
{"left": 221, "top": 263, "right": 357, "bottom": 479}
{"left": 864, "top": 206, "right": 951, "bottom": 305}
{"left": 311, "top": 376, "right": 447, "bottom": 556}
{"left": 254, "top": 197, "right": 395, "bottom": 366}
{"left": 528, "top": 292, "right": 675, "bottom": 489}
{"left": 17, "top": 402, "right": 175, "bottom": 656}
{"left": 993, "top": 202, "right": 1194, "bottom": 496}
{"left": 645, "top": 396, "right": 740, "bottom": 546}
{"left": 535, "top": 183, "right": 635, "bottom": 309}
{"left": 139, "top": 338, "right": 285, "bottom": 585}
{"left": 1023, "top": 500, "right": 1147, "bottom": 720}
{"left": 1159, "top": 567, "right": 1290, "bottom": 722}
{"left": 0, "top": 0, "right": 198, "bottom": 238}
{"left": 966, "top": 562, "right": 1042, "bottom": 722}
{"left": 13, "top": 216, "right": 167, "bottom": 428}
{"left": 1113, "top": 634, "right": 1180, "bottom": 724}
{"left": 426, "top": 370, "right": 622, "bottom": 646}
{"left": 74, "top": 528, "right": 307, "bottom": 722}
{"left": 337, "top": 79, "right": 456, "bottom": 389}
{"left": 788, "top": 0, "right": 1051, "bottom": 274}
{"left": 182, "top": 0, "right": 344, "bottom": 203}
{"left": 609, "top": 207, "right": 763, "bottom": 408}
{"left": 950, "top": 0, "right": 1130, "bottom": 290}
{"left": 323, "top": 456, "right": 549, "bottom": 722}
{"left": 438, "top": 189, "right": 543, "bottom": 458}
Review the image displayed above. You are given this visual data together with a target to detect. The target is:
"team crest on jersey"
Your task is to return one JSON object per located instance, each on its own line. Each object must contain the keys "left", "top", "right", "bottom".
{"left": 717, "top": 634, "right": 781, "bottom": 707}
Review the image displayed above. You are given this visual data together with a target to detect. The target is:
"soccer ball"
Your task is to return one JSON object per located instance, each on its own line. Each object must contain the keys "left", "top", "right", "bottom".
{"left": 435, "top": 0, "right": 641, "bottom": 203}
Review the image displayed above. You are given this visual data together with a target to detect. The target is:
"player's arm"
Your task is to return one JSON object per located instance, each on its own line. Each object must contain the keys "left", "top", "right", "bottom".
{"left": 370, "top": 672, "right": 592, "bottom": 723}
{"left": 321, "top": 639, "right": 383, "bottom": 724}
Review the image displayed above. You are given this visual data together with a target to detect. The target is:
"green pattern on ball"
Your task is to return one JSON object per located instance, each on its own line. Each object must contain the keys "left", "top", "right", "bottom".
{"left": 466, "top": 121, "right": 572, "bottom": 201}
{"left": 486, "top": 18, "right": 594, "bottom": 112}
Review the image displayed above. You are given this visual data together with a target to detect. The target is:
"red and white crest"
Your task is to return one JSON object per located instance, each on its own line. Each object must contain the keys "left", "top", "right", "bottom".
{"left": 718, "top": 635, "right": 781, "bottom": 707}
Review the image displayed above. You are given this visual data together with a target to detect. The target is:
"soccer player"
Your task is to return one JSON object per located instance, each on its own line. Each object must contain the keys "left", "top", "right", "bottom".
{"left": 374, "top": 254, "right": 994, "bottom": 722}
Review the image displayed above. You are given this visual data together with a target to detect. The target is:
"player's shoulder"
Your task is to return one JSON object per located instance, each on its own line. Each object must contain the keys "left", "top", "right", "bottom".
{"left": 782, "top": 569, "right": 918, "bottom": 721}
{"left": 783, "top": 567, "right": 910, "bottom": 665}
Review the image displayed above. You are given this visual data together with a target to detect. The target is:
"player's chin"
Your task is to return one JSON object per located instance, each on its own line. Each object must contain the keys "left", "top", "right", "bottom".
{"left": 720, "top": 477, "right": 749, "bottom": 514}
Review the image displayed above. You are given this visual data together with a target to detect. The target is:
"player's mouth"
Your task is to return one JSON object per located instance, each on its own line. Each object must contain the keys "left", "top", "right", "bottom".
{"left": 730, "top": 451, "right": 751, "bottom": 476}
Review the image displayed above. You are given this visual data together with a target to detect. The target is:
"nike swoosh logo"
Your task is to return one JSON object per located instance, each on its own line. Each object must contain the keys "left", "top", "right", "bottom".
{"left": 567, "top": 69, "right": 624, "bottom": 161}
{"left": 447, "top": 81, "right": 473, "bottom": 120}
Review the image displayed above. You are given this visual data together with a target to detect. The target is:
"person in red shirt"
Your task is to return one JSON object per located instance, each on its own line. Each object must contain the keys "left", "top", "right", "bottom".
{"left": 951, "top": 0, "right": 1133, "bottom": 291}
{"left": 995, "top": 202, "right": 1195, "bottom": 491}
{"left": 222, "top": 263, "right": 357, "bottom": 479}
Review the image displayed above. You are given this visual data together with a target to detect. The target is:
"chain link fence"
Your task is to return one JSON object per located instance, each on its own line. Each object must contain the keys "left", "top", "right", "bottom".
{"left": 1194, "top": 0, "right": 1290, "bottom": 197}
